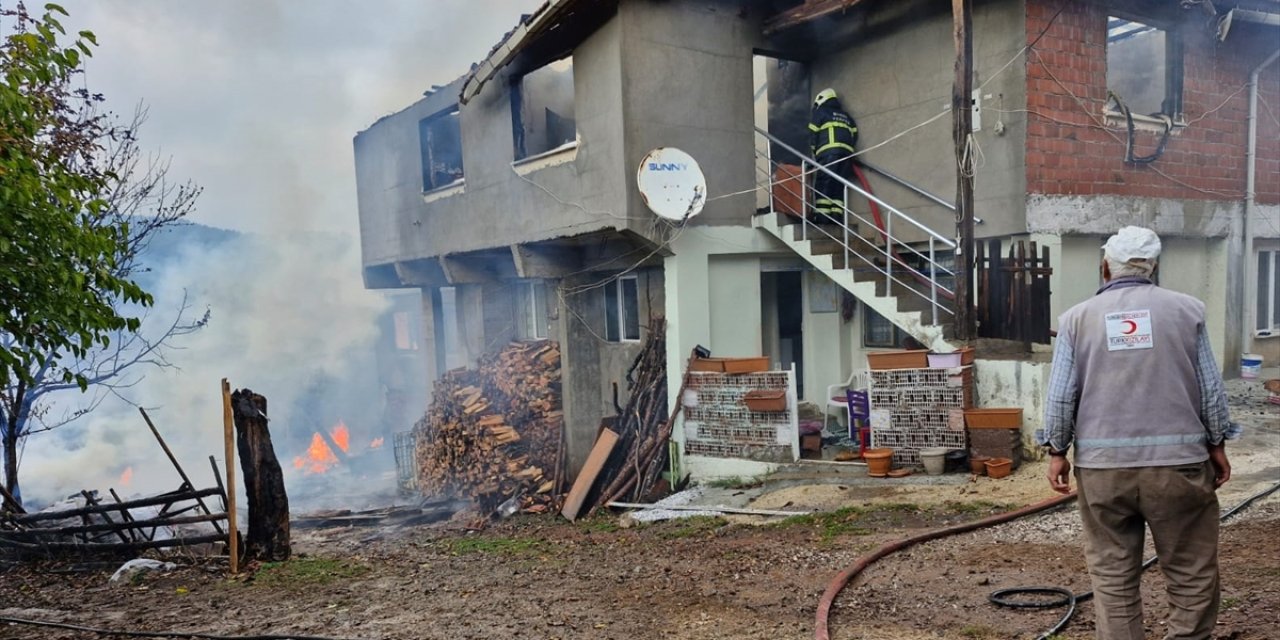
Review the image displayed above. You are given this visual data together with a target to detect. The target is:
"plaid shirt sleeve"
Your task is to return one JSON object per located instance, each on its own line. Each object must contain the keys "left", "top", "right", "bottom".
{"left": 1038, "top": 327, "right": 1078, "bottom": 453}
{"left": 1193, "top": 323, "right": 1232, "bottom": 445}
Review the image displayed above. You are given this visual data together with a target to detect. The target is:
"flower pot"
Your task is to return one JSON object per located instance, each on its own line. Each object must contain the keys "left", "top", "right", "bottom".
{"left": 965, "top": 408, "right": 1023, "bottom": 429}
{"left": 985, "top": 457, "right": 1013, "bottom": 479}
{"left": 744, "top": 389, "right": 787, "bottom": 412}
{"left": 867, "top": 350, "right": 929, "bottom": 370}
{"left": 969, "top": 454, "right": 992, "bottom": 475}
{"left": 920, "top": 447, "right": 949, "bottom": 476}
{"left": 944, "top": 449, "right": 968, "bottom": 473}
{"left": 864, "top": 448, "right": 894, "bottom": 477}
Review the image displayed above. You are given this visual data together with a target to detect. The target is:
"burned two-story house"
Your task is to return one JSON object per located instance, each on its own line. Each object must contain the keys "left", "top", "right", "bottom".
{"left": 354, "top": 0, "right": 1280, "bottom": 479}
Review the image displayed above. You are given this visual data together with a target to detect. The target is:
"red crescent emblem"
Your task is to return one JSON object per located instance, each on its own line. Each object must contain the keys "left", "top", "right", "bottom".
{"left": 1121, "top": 319, "right": 1138, "bottom": 335}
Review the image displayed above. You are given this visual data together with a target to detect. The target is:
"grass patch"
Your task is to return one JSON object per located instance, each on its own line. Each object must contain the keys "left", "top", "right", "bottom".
{"left": 253, "top": 557, "right": 368, "bottom": 588}
{"left": 655, "top": 516, "right": 727, "bottom": 539}
{"left": 704, "top": 476, "right": 764, "bottom": 490}
{"left": 941, "top": 500, "right": 1017, "bottom": 514}
{"left": 1220, "top": 596, "right": 1242, "bottom": 611}
{"left": 776, "top": 507, "right": 873, "bottom": 544}
{"left": 441, "top": 536, "right": 545, "bottom": 556}
{"left": 577, "top": 515, "right": 621, "bottom": 534}
{"left": 957, "top": 624, "right": 1001, "bottom": 639}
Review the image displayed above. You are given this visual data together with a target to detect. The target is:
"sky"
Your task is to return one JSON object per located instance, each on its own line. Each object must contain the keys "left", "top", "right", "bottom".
{"left": 59, "top": 0, "right": 537, "bottom": 234}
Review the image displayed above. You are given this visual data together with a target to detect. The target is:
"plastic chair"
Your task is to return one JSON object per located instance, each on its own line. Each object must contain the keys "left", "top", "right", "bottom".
{"left": 824, "top": 370, "right": 869, "bottom": 433}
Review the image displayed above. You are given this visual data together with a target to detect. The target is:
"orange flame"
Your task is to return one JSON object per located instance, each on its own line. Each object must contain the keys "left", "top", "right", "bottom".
{"left": 292, "top": 432, "right": 339, "bottom": 474}
{"left": 369, "top": 437, "right": 385, "bottom": 449}
{"left": 331, "top": 421, "right": 350, "bottom": 453}
{"left": 120, "top": 466, "right": 134, "bottom": 487}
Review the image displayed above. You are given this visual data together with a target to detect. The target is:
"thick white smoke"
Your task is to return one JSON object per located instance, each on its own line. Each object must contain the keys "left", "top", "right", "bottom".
{"left": 19, "top": 230, "right": 391, "bottom": 508}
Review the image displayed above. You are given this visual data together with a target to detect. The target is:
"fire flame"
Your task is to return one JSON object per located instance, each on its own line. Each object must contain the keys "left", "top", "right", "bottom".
{"left": 369, "top": 437, "right": 384, "bottom": 449}
{"left": 120, "top": 466, "right": 134, "bottom": 487}
{"left": 291, "top": 421, "right": 350, "bottom": 475}
{"left": 331, "top": 420, "right": 350, "bottom": 453}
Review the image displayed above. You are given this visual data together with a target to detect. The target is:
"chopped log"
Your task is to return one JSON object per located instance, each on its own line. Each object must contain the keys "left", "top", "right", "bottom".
{"left": 231, "top": 389, "right": 291, "bottom": 562}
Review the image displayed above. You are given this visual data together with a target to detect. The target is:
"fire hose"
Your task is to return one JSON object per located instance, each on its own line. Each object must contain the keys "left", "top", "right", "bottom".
{"left": 814, "top": 481, "right": 1280, "bottom": 640}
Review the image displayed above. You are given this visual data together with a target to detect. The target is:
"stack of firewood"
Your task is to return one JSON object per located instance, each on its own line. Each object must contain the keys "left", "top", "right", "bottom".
{"left": 414, "top": 340, "right": 564, "bottom": 512}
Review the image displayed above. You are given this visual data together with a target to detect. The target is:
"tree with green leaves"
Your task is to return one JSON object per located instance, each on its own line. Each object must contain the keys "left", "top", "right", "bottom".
{"left": 1, "top": 3, "right": 202, "bottom": 506}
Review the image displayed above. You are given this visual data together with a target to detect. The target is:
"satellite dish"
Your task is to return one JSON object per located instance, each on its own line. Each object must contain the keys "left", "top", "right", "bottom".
{"left": 636, "top": 147, "right": 706, "bottom": 221}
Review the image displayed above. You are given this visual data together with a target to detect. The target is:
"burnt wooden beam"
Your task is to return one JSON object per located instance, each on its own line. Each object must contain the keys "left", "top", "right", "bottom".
{"left": 764, "top": 0, "right": 869, "bottom": 35}
{"left": 231, "top": 389, "right": 291, "bottom": 563}
{"left": 14, "top": 488, "right": 222, "bottom": 524}
{"left": 0, "top": 532, "right": 226, "bottom": 553}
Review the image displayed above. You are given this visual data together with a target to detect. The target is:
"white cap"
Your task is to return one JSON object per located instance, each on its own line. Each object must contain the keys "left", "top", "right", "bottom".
{"left": 1103, "top": 226, "right": 1161, "bottom": 263}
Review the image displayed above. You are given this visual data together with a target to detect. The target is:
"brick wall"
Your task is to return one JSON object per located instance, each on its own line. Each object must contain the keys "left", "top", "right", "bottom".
{"left": 1025, "top": 0, "right": 1280, "bottom": 205}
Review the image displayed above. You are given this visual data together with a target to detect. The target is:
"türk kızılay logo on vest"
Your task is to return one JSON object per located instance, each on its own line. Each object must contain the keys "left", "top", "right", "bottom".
{"left": 1104, "top": 309, "right": 1153, "bottom": 351}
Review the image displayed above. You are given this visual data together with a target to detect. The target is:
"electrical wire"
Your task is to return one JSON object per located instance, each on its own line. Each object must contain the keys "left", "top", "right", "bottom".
{"left": 0, "top": 615, "right": 368, "bottom": 640}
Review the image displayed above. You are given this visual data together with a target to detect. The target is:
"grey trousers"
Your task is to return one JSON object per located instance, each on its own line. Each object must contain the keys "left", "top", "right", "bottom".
{"left": 1076, "top": 463, "right": 1220, "bottom": 640}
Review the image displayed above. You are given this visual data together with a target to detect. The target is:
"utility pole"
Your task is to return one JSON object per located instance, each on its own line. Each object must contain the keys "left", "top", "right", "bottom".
{"left": 952, "top": 0, "right": 976, "bottom": 341}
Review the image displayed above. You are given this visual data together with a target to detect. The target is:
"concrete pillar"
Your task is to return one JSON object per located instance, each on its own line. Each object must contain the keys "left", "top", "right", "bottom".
{"left": 664, "top": 243, "right": 711, "bottom": 471}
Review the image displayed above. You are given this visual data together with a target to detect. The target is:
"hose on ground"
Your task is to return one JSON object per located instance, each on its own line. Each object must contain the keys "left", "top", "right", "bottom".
{"left": 815, "top": 481, "right": 1280, "bottom": 640}
{"left": 989, "top": 481, "right": 1280, "bottom": 640}
{"left": 0, "top": 615, "right": 369, "bottom": 640}
{"left": 814, "top": 492, "right": 1078, "bottom": 640}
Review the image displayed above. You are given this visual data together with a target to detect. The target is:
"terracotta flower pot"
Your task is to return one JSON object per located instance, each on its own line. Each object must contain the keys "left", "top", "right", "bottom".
{"left": 985, "top": 457, "right": 1013, "bottom": 479}
{"left": 969, "top": 454, "right": 991, "bottom": 475}
{"left": 864, "top": 448, "right": 894, "bottom": 477}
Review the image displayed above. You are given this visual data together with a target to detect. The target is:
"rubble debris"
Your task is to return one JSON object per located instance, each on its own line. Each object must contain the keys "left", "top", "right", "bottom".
{"left": 109, "top": 558, "right": 177, "bottom": 584}
{"left": 0, "top": 486, "right": 229, "bottom": 557}
{"left": 414, "top": 340, "right": 564, "bottom": 512}
{"left": 293, "top": 499, "right": 469, "bottom": 530}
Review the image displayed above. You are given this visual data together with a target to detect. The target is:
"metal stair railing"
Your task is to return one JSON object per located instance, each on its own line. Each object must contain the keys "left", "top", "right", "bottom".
{"left": 753, "top": 127, "right": 956, "bottom": 326}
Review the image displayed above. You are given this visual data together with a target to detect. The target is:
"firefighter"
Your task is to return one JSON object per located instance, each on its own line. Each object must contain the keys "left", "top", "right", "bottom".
{"left": 808, "top": 88, "right": 859, "bottom": 221}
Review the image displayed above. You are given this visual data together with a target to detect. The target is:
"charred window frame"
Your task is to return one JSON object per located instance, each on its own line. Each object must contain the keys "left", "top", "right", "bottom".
{"left": 1105, "top": 16, "right": 1185, "bottom": 122}
{"left": 511, "top": 57, "right": 577, "bottom": 161}
{"left": 516, "top": 280, "right": 550, "bottom": 340}
{"left": 604, "top": 275, "right": 640, "bottom": 343}
{"left": 419, "top": 107, "right": 464, "bottom": 192}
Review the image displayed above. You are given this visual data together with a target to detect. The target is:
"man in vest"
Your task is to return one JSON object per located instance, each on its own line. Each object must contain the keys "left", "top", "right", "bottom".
{"left": 1040, "top": 226, "right": 1234, "bottom": 640}
{"left": 808, "top": 88, "right": 858, "bottom": 221}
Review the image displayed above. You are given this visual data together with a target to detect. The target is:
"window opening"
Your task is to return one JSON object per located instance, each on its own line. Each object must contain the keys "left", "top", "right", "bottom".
{"left": 1106, "top": 17, "right": 1183, "bottom": 120}
{"left": 604, "top": 276, "right": 640, "bottom": 342}
{"left": 863, "top": 307, "right": 904, "bottom": 349}
{"left": 439, "top": 287, "right": 467, "bottom": 369}
{"left": 512, "top": 57, "right": 576, "bottom": 161}
{"left": 516, "top": 281, "right": 549, "bottom": 340}
{"left": 392, "top": 311, "right": 418, "bottom": 351}
{"left": 418, "top": 107, "right": 464, "bottom": 192}
{"left": 1258, "top": 250, "right": 1279, "bottom": 333}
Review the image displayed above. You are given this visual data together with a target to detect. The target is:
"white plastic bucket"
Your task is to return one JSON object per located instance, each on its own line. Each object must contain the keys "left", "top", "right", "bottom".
{"left": 1241, "top": 354, "right": 1263, "bottom": 379}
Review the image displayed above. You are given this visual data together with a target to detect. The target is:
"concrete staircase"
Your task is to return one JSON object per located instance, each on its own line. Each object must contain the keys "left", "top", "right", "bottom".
{"left": 753, "top": 212, "right": 955, "bottom": 352}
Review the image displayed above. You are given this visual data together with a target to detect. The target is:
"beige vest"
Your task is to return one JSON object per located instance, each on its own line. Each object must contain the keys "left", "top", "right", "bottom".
{"left": 1060, "top": 281, "right": 1209, "bottom": 468}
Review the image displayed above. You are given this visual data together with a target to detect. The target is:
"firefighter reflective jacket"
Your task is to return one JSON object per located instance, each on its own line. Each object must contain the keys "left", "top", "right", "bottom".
{"left": 809, "top": 99, "right": 859, "bottom": 157}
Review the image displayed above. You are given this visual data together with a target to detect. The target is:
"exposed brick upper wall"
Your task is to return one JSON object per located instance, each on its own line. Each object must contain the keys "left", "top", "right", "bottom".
{"left": 1025, "top": 0, "right": 1280, "bottom": 206}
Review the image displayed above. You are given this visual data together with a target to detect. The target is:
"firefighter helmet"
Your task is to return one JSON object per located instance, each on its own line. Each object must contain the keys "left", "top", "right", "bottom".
{"left": 814, "top": 88, "right": 838, "bottom": 107}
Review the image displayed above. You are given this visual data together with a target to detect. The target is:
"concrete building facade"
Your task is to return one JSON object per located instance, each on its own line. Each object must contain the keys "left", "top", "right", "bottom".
{"left": 354, "top": 0, "right": 1280, "bottom": 479}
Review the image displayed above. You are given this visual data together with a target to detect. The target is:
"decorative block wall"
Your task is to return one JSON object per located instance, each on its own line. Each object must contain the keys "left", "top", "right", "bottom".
{"left": 682, "top": 371, "right": 799, "bottom": 463}
{"left": 869, "top": 366, "right": 974, "bottom": 467}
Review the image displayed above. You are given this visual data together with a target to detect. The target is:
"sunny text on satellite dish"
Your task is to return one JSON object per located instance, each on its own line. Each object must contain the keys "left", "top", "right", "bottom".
{"left": 636, "top": 148, "right": 707, "bottom": 221}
